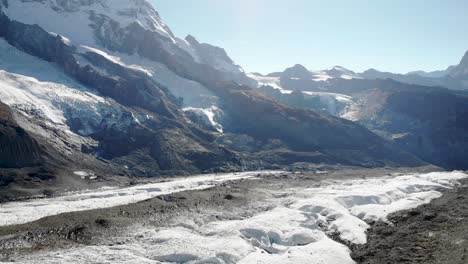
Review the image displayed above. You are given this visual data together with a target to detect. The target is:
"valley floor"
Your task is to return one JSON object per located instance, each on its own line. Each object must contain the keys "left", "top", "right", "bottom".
{"left": 0, "top": 166, "right": 466, "bottom": 264}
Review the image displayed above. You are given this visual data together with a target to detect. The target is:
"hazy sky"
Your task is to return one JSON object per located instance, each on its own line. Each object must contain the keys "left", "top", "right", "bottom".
{"left": 151, "top": 0, "right": 468, "bottom": 74}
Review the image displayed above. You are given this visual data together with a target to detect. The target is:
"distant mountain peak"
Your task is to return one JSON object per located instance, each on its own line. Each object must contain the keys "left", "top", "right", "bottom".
{"left": 282, "top": 64, "right": 312, "bottom": 79}
{"left": 450, "top": 49, "right": 468, "bottom": 79}
{"left": 292, "top": 63, "right": 308, "bottom": 69}
{"left": 185, "top": 34, "right": 199, "bottom": 45}
{"left": 329, "top": 65, "right": 347, "bottom": 71}
{"left": 324, "top": 66, "right": 361, "bottom": 80}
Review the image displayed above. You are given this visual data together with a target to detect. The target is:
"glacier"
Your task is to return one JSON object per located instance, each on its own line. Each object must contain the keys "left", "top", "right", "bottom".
{"left": 4, "top": 171, "right": 467, "bottom": 264}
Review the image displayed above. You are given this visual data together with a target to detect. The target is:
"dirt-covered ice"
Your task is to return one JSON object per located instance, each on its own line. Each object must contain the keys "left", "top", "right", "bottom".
{"left": 6, "top": 171, "right": 466, "bottom": 264}
{"left": 0, "top": 171, "right": 282, "bottom": 227}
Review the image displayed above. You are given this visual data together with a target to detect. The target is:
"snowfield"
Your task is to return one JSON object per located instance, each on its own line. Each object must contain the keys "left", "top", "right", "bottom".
{"left": 5, "top": 171, "right": 467, "bottom": 264}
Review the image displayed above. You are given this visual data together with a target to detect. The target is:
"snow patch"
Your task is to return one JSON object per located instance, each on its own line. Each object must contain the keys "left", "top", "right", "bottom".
{"left": 73, "top": 171, "right": 97, "bottom": 180}
{"left": 183, "top": 106, "right": 224, "bottom": 133}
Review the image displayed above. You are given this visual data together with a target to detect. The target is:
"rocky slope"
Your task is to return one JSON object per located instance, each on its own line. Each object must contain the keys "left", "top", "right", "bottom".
{"left": 0, "top": 102, "right": 41, "bottom": 168}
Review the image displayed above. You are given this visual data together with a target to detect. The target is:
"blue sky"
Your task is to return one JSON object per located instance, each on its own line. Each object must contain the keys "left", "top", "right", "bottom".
{"left": 151, "top": 0, "right": 468, "bottom": 74}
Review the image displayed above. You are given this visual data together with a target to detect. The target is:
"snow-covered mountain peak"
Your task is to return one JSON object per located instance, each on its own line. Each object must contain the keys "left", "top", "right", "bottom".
{"left": 324, "top": 66, "right": 361, "bottom": 80}
{"left": 270, "top": 64, "right": 362, "bottom": 82}
{"left": 1, "top": 0, "right": 175, "bottom": 46}
{"left": 329, "top": 65, "right": 348, "bottom": 71}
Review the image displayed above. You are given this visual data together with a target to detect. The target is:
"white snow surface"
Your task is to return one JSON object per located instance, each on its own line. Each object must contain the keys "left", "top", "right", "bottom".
{"left": 8, "top": 171, "right": 468, "bottom": 264}
{"left": 0, "top": 171, "right": 283, "bottom": 227}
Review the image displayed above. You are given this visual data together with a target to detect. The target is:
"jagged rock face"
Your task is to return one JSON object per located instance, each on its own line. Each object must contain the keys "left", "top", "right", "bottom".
{"left": 0, "top": 102, "right": 42, "bottom": 168}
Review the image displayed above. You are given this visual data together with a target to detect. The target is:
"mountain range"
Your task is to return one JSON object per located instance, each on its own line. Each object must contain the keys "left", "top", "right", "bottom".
{"left": 0, "top": 0, "right": 466, "bottom": 199}
{"left": 251, "top": 61, "right": 468, "bottom": 171}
